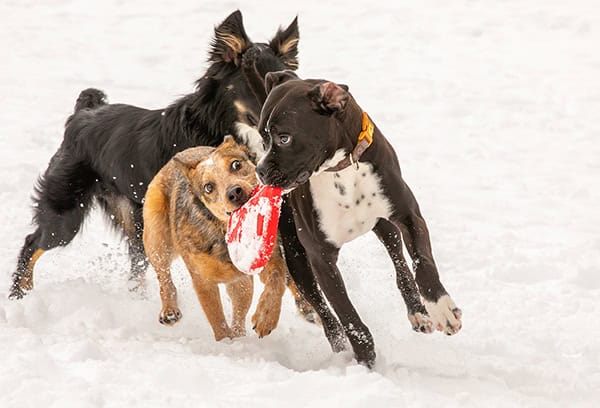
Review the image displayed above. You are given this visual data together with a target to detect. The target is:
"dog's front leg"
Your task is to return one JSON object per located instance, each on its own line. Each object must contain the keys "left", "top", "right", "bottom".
{"left": 252, "top": 246, "right": 286, "bottom": 338}
{"left": 373, "top": 219, "right": 433, "bottom": 334}
{"left": 305, "top": 246, "right": 376, "bottom": 368}
{"left": 279, "top": 200, "right": 346, "bottom": 352}
{"left": 388, "top": 181, "right": 462, "bottom": 335}
{"left": 226, "top": 274, "right": 253, "bottom": 338}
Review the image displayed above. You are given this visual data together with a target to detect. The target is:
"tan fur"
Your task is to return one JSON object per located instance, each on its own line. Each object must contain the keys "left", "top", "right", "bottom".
{"left": 143, "top": 137, "right": 287, "bottom": 340}
{"left": 216, "top": 31, "right": 248, "bottom": 65}
{"left": 279, "top": 37, "right": 299, "bottom": 56}
{"left": 19, "top": 249, "right": 44, "bottom": 290}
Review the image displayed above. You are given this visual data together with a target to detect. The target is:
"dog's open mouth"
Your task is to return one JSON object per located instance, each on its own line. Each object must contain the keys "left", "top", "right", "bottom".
{"left": 226, "top": 194, "right": 253, "bottom": 216}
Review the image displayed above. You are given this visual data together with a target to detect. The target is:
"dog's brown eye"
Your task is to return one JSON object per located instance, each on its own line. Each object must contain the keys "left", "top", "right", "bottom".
{"left": 231, "top": 160, "right": 242, "bottom": 171}
{"left": 204, "top": 183, "right": 214, "bottom": 194}
{"left": 279, "top": 134, "right": 291, "bottom": 145}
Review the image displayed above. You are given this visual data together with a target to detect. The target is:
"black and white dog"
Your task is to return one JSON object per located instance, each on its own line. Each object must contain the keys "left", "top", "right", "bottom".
{"left": 9, "top": 11, "right": 299, "bottom": 299}
{"left": 256, "top": 71, "right": 462, "bottom": 367}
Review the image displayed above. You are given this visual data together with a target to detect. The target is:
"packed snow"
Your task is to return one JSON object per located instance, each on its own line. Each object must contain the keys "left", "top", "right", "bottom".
{"left": 1, "top": 0, "right": 599, "bottom": 406}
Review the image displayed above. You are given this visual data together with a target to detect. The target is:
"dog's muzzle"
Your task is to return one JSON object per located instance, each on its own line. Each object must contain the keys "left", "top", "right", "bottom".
{"left": 257, "top": 165, "right": 286, "bottom": 186}
{"left": 257, "top": 163, "right": 311, "bottom": 191}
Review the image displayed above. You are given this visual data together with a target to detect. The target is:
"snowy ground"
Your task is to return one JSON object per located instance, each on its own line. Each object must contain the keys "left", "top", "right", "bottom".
{"left": 1, "top": 0, "right": 599, "bottom": 406}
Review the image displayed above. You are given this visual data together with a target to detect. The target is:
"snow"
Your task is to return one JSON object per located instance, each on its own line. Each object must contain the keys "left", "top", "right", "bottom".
{"left": 1, "top": 0, "right": 599, "bottom": 406}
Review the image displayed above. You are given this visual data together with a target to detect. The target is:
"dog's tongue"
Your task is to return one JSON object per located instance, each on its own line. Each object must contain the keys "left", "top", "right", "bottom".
{"left": 226, "top": 184, "right": 283, "bottom": 275}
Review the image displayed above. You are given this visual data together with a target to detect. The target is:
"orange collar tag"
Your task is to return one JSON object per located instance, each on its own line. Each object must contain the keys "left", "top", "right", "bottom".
{"left": 358, "top": 112, "right": 374, "bottom": 146}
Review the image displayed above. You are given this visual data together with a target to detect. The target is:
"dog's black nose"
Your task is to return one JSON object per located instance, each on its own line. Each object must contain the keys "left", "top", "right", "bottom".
{"left": 227, "top": 186, "right": 247, "bottom": 206}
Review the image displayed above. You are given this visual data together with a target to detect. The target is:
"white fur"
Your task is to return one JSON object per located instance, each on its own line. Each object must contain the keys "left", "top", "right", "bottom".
{"left": 423, "top": 294, "right": 462, "bottom": 334}
{"left": 235, "top": 122, "right": 264, "bottom": 158}
{"left": 309, "top": 159, "right": 392, "bottom": 247}
{"left": 315, "top": 149, "right": 348, "bottom": 175}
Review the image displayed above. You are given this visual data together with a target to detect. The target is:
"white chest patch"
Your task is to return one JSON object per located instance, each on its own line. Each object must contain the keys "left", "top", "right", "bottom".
{"left": 235, "top": 122, "right": 264, "bottom": 159}
{"left": 309, "top": 159, "right": 391, "bottom": 247}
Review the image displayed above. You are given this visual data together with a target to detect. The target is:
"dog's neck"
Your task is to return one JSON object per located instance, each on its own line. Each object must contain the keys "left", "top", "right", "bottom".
{"left": 326, "top": 98, "right": 374, "bottom": 171}
{"left": 340, "top": 98, "right": 365, "bottom": 149}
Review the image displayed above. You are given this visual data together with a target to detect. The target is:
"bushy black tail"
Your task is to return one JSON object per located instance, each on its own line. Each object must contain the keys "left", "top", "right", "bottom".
{"left": 74, "top": 88, "right": 107, "bottom": 112}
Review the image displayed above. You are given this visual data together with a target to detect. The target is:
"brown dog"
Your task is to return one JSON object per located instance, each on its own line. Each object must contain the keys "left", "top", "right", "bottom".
{"left": 143, "top": 136, "right": 287, "bottom": 340}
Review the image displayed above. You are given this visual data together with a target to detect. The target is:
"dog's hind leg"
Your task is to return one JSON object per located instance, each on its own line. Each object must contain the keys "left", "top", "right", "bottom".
{"left": 11, "top": 229, "right": 45, "bottom": 299}
{"left": 98, "top": 194, "right": 148, "bottom": 294}
{"left": 279, "top": 199, "right": 346, "bottom": 352}
{"left": 181, "top": 254, "right": 232, "bottom": 341}
{"left": 9, "top": 151, "right": 97, "bottom": 299}
{"left": 373, "top": 219, "right": 433, "bottom": 334}
{"left": 285, "top": 274, "right": 320, "bottom": 324}
{"left": 387, "top": 182, "right": 462, "bottom": 335}
{"left": 225, "top": 274, "right": 253, "bottom": 338}
{"left": 142, "top": 185, "right": 180, "bottom": 325}
{"left": 127, "top": 204, "right": 148, "bottom": 293}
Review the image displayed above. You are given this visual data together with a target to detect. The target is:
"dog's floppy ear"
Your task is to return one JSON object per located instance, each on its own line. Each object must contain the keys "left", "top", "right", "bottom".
{"left": 269, "top": 16, "right": 300, "bottom": 70}
{"left": 209, "top": 10, "right": 251, "bottom": 66}
{"left": 308, "top": 82, "right": 350, "bottom": 115}
{"left": 265, "top": 70, "right": 299, "bottom": 94}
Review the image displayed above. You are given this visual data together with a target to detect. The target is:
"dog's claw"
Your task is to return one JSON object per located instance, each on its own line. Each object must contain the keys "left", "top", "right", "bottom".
{"left": 251, "top": 300, "right": 280, "bottom": 338}
{"left": 408, "top": 311, "right": 434, "bottom": 334}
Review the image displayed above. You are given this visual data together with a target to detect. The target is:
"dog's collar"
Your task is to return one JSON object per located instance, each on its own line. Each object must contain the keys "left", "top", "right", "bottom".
{"left": 325, "top": 111, "right": 374, "bottom": 172}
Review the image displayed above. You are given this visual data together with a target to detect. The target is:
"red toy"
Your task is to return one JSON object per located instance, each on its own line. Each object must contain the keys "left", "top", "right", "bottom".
{"left": 226, "top": 184, "right": 283, "bottom": 275}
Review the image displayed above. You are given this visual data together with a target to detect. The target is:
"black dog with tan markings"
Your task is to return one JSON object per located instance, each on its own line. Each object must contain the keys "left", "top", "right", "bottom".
{"left": 256, "top": 71, "right": 462, "bottom": 367}
{"left": 143, "top": 136, "right": 286, "bottom": 340}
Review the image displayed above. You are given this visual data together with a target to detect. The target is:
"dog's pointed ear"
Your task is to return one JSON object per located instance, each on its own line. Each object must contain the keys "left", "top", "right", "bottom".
{"left": 308, "top": 82, "right": 350, "bottom": 115}
{"left": 209, "top": 10, "right": 251, "bottom": 66}
{"left": 265, "top": 70, "right": 299, "bottom": 94}
{"left": 269, "top": 16, "right": 299, "bottom": 70}
{"left": 220, "top": 134, "right": 242, "bottom": 150}
{"left": 218, "top": 135, "right": 250, "bottom": 155}
{"left": 222, "top": 134, "right": 236, "bottom": 146}
{"left": 172, "top": 156, "right": 197, "bottom": 182}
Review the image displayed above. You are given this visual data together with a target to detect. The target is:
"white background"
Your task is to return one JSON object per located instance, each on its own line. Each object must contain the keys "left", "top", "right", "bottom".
{"left": 1, "top": 0, "right": 599, "bottom": 406}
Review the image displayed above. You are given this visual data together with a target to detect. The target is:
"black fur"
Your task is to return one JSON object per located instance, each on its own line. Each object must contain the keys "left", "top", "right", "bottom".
{"left": 9, "top": 10, "right": 300, "bottom": 299}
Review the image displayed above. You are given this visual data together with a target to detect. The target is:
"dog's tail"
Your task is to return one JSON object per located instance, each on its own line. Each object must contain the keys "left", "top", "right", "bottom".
{"left": 73, "top": 88, "right": 107, "bottom": 112}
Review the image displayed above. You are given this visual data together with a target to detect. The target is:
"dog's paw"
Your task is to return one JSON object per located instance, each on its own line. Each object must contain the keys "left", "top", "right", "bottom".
{"left": 159, "top": 307, "right": 182, "bottom": 326}
{"left": 424, "top": 295, "right": 462, "bottom": 335}
{"left": 251, "top": 302, "right": 281, "bottom": 338}
{"left": 408, "top": 311, "right": 434, "bottom": 334}
{"left": 294, "top": 296, "right": 321, "bottom": 325}
{"left": 8, "top": 285, "right": 27, "bottom": 300}
{"left": 230, "top": 325, "right": 246, "bottom": 339}
{"left": 128, "top": 277, "right": 147, "bottom": 298}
